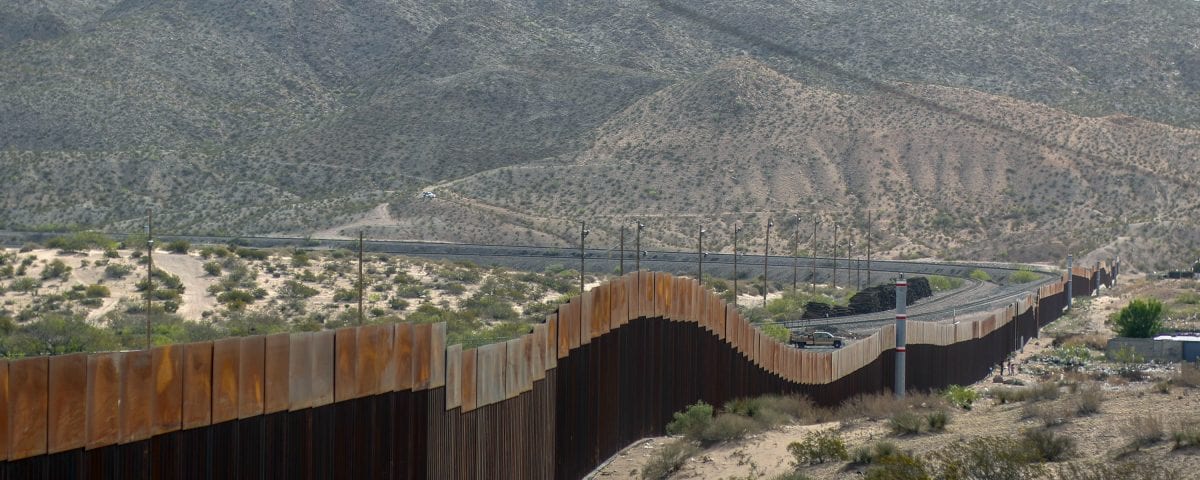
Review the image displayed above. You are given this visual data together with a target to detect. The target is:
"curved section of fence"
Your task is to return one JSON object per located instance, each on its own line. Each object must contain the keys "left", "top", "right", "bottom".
{"left": 0, "top": 262, "right": 1118, "bottom": 479}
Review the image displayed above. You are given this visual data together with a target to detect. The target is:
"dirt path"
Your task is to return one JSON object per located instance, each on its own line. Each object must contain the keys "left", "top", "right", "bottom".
{"left": 151, "top": 253, "right": 217, "bottom": 320}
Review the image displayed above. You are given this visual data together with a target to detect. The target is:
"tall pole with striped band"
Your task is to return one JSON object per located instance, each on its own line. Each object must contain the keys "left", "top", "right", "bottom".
{"left": 895, "top": 273, "right": 907, "bottom": 398}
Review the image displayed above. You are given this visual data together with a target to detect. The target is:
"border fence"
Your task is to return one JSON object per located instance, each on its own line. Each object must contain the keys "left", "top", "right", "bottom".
{"left": 0, "top": 260, "right": 1116, "bottom": 479}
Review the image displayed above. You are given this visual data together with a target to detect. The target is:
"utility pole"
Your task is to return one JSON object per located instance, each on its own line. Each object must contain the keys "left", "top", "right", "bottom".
{"left": 358, "top": 231, "right": 365, "bottom": 325}
{"left": 145, "top": 209, "right": 153, "bottom": 350}
{"left": 793, "top": 215, "right": 800, "bottom": 293}
{"left": 733, "top": 225, "right": 741, "bottom": 308}
{"left": 895, "top": 274, "right": 908, "bottom": 398}
{"left": 832, "top": 223, "right": 839, "bottom": 289}
{"left": 811, "top": 217, "right": 818, "bottom": 293}
{"left": 619, "top": 225, "right": 625, "bottom": 275}
{"left": 698, "top": 227, "right": 705, "bottom": 281}
{"left": 764, "top": 219, "right": 773, "bottom": 307}
{"left": 866, "top": 209, "right": 872, "bottom": 286}
{"left": 635, "top": 222, "right": 644, "bottom": 272}
{"left": 580, "top": 222, "right": 590, "bottom": 294}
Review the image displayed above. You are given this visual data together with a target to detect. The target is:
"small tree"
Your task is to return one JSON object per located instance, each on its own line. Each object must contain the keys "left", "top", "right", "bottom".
{"left": 1114, "top": 299, "right": 1164, "bottom": 338}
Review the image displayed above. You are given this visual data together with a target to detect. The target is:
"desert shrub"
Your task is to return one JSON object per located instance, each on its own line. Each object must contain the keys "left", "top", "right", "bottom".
{"left": 666, "top": 401, "right": 713, "bottom": 439}
{"left": 787, "top": 429, "right": 848, "bottom": 466}
{"left": 1173, "top": 362, "right": 1200, "bottom": 388}
{"left": 864, "top": 452, "right": 933, "bottom": 480}
{"left": 761, "top": 322, "right": 790, "bottom": 343}
{"left": 45, "top": 231, "right": 117, "bottom": 252}
{"left": 769, "top": 472, "right": 814, "bottom": 480}
{"left": 641, "top": 440, "right": 697, "bottom": 480}
{"left": 164, "top": 240, "right": 190, "bottom": 254}
{"left": 1113, "top": 299, "right": 1164, "bottom": 338}
{"left": 852, "top": 441, "right": 900, "bottom": 466}
{"left": 995, "top": 381, "right": 1060, "bottom": 404}
{"left": 234, "top": 248, "right": 269, "bottom": 261}
{"left": 890, "top": 411, "right": 924, "bottom": 435}
{"left": 1073, "top": 383, "right": 1103, "bottom": 415}
{"left": 104, "top": 263, "right": 133, "bottom": 279}
{"left": 1009, "top": 268, "right": 1039, "bottom": 283}
{"left": 85, "top": 284, "right": 110, "bottom": 298}
{"left": 724, "top": 394, "right": 827, "bottom": 427}
{"left": 927, "top": 275, "right": 964, "bottom": 292}
{"left": 1022, "top": 402, "right": 1068, "bottom": 427}
{"left": 203, "top": 261, "right": 222, "bottom": 276}
{"left": 278, "top": 280, "right": 318, "bottom": 300}
{"left": 1170, "top": 422, "right": 1200, "bottom": 449}
{"left": 700, "top": 413, "right": 757, "bottom": 444}
{"left": 932, "top": 436, "right": 1045, "bottom": 479}
{"left": 840, "top": 393, "right": 909, "bottom": 420}
{"left": 332, "top": 289, "right": 358, "bottom": 303}
{"left": 943, "top": 385, "right": 978, "bottom": 410}
{"left": 388, "top": 297, "right": 409, "bottom": 311}
{"left": 1176, "top": 291, "right": 1200, "bottom": 305}
{"left": 1022, "top": 427, "right": 1075, "bottom": 462}
{"left": 969, "top": 269, "right": 992, "bottom": 282}
{"left": 41, "top": 259, "right": 71, "bottom": 280}
{"left": 9, "top": 277, "right": 40, "bottom": 292}
{"left": 1054, "top": 460, "right": 1180, "bottom": 480}
{"left": 926, "top": 410, "right": 949, "bottom": 432}
{"left": 1124, "top": 415, "right": 1164, "bottom": 450}
{"left": 217, "top": 290, "right": 256, "bottom": 310}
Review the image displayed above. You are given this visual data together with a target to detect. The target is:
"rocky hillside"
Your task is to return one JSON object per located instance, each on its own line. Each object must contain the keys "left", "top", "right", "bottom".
{"left": 2, "top": 0, "right": 1200, "bottom": 269}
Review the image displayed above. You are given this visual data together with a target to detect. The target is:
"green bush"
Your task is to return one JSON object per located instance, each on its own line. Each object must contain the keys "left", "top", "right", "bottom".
{"left": 666, "top": 401, "right": 713, "bottom": 439}
{"left": 333, "top": 289, "right": 359, "bottom": 303}
{"left": 104, "top": 263, "right": 133, "bottom": 279}
{"left": 203, "top": 261, "right": 222, "bottom": 276}
{"left": 787, "top": 430, "right": 848, "bottom": 465}
{"left": 889, "top": 411, "right": 924, "bottom": 435}
{"left": 217, "top": 290, "right": 256, "bottom": 310}
{"left": 969, "top": 269, "right": 992, "bottom": 282}
{"left": 700, "top": 413, "right": 757, "bottom": 444}
{"left": 641, "top": 440, "right": 698, "bottom": 480}
{"left": 10, "top": 277, "right": 41, "bottom": 292}
{"left": 761, "top": 322, "right": 790, "bottom": 343}
{"left": 41, "top": 259, "right": 72, "bottom": 280}
{"left": 164, "top": 240, "right": 190, "bottom": 254}
{"left": 1009, "top": 268, "right": 1039, "bottom": 283}
{"left": 943, "top": 385, "right": 978, "bottom": 410}
{"left": 927, "top": 275, "right": 964, "bottom": 292}
{"left": 85, "top": 284, "right": 110, "bottom": 298}
{"left": 1114, "top": 299, "right": 1164, "bottom": 338}
{"left": 932, "top": 437, "right": 1045, "bottom": 479}
{"left": 45, "top": 231, "right": 117, "bottom": 252}
{"left": 851, "top": 441, "right": 900, "bottom": 465}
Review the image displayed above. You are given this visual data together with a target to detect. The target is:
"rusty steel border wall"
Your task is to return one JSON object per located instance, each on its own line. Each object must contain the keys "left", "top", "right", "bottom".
{"left": 0, "top": 263, "right": 1117, "bottom": 479}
